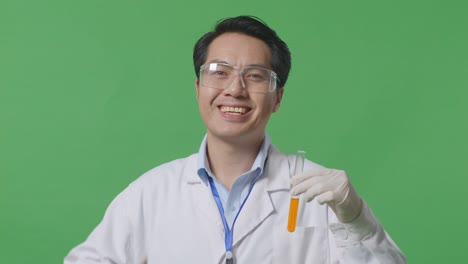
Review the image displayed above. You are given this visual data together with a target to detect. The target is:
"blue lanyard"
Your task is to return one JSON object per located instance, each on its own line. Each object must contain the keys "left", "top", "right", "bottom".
{"left": 208, "top": 176, "right": 255, "bottom": 264}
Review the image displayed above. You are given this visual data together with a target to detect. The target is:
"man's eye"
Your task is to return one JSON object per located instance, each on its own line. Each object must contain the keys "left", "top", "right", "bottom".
{"left": 210, "top": 71, "right": 228, "bottom": 76}
{"left": 246, "top": 73, "right": 267, "bottom": 81}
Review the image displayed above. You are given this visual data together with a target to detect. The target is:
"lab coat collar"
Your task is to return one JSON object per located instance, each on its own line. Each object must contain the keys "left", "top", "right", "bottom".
{"left": 263, "top": 145, "right": 293, "bottom": 191}
{"left": 195, "top": 134, "right": 272, "bottom": 186}
{"left": 186, "top": 140, "right": 291, "bottom": 192}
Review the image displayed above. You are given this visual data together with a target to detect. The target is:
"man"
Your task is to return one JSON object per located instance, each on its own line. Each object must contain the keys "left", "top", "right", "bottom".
{"left": 65, "top": 16, "right": 406, "bottom": 263}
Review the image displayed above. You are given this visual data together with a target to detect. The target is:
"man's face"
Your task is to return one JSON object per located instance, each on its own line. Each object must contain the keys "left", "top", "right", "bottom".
{"left": 195, "top": 32, "right": 284, "bottom": 144}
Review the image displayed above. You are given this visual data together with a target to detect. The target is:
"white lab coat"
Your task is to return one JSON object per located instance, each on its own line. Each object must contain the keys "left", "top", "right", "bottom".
{"left": 65, "top": 146, "right": 406, "bottom": 264}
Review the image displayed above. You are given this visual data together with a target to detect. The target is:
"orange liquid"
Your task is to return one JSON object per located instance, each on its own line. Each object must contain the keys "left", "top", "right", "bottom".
{"left": 287, "top": 197, "right": 299, "bottom": 232}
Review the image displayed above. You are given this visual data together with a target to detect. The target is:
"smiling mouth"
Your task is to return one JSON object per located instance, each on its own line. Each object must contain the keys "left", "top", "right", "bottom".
{"left": 219, "top": 106, "right": 250, "bottom": 115}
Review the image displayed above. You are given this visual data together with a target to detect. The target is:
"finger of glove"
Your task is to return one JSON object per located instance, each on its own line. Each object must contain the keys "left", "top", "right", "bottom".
{"left": 302, "top": 183, "right": 333, "bottom": 202}
{"left": 290, "top": 168, "right": 330, "bottom": 186}
{"left": 315, "top": 191, "right": 336, "bottom": 205}
{"left": 291, "top": 170, "right": 338, "bottom": 196}
{"left": 290, "top": 176, "right": 324, "bottom": 196}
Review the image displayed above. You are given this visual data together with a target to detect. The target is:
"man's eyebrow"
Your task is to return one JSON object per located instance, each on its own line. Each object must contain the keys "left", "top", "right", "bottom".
{"left": 207, "top": 59, "right": 229, "bottom": 64}
{"left": 248, "top": 63, "right": 270, "bottom": 68}
{"left": 206, "top": 60, "right": 270, "bottom": 69}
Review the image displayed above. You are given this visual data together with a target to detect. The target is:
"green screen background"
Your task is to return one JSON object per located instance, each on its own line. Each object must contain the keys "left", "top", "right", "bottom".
{"left": 1, "top": 0, "right": 467, "bottom": 263}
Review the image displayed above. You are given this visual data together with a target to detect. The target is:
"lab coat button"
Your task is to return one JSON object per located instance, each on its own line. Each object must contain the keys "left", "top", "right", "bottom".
{"left": 230, "top": 206, "right": 236, "bottom": 212}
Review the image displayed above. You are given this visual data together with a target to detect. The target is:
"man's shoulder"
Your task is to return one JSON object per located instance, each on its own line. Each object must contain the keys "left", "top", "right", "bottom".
{"left": 149, "top": 153, "right": 199, "bottom": 173}
{"left": 130, "top": 153, "right": 200, "bottom": 187}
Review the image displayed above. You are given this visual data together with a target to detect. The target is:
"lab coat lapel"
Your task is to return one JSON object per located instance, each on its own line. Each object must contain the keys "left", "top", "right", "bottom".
{"left": 186, "top": 159, "right": 226, "bottom": 263}
{"left": 187, "top": 161, "right": 225, "bottom": 250}
{"left": 232, "top": 146, "right": 291, "bottom": 247}
{"left": 187, "top": 172, "right": 225, "bottom": 231}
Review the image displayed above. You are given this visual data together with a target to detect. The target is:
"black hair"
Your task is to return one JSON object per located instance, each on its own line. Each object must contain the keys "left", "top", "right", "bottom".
{"left": 193, "top": 16, "right": 291, "bottom": 87}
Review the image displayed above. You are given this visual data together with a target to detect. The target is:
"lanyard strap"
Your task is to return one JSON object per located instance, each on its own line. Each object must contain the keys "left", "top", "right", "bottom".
{"left": 208, "top": 177, "right": 255, "bottom": 264}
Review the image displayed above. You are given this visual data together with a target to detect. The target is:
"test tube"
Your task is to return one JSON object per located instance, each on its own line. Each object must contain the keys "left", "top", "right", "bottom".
{"left": 287, "top": 150, "right": 305, "bottom": 232}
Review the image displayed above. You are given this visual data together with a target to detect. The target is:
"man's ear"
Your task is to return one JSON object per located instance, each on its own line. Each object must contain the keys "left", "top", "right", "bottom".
{"left": 195, "top": 79, "right": 200, "bottom": 99}
{"left": 273, "top": 87, "right": 284, "bottom": 112}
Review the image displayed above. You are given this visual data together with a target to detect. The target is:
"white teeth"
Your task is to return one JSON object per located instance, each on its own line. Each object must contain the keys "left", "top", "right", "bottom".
{"left": 221, "top": 106, "right": 247, "bottom": 114}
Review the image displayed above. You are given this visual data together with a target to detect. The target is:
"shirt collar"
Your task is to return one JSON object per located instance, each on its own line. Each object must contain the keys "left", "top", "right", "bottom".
{"left": 196, "top": 134, "right": 271, "bottom": 185}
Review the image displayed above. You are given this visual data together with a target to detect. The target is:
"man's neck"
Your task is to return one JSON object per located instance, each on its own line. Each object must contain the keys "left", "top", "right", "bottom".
{"left": 206, "top": 134, "right": 264, "bottom": 190}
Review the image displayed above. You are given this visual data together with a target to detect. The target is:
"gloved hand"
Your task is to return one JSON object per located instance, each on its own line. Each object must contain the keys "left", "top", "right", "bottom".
{"left": 290, "top": 168, "right": 363, "bottom": 223}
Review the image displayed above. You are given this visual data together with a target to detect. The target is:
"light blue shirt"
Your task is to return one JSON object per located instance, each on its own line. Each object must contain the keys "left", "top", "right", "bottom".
{"left": 196, "top": 134, "right": 271, "bottom": 229}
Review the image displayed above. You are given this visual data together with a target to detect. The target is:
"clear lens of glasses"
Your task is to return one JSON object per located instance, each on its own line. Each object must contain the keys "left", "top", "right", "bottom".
{"left": 200, "top": 63, "right": 279, "bottom": 93}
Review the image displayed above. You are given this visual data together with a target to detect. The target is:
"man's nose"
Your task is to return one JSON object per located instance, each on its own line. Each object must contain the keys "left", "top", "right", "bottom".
{"left": 224, "top": 75, "right": 248, "bottom": 97}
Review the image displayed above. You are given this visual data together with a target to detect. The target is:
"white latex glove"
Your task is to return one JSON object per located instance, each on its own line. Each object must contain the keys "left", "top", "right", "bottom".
{"left": 290, "top": 168, "right": 363, "bottom": 223}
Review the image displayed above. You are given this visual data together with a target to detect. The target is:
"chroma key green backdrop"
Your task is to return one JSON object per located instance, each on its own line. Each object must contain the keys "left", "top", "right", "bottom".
{"left": 1, "top": 0, "right": 467, "bottom": 263}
